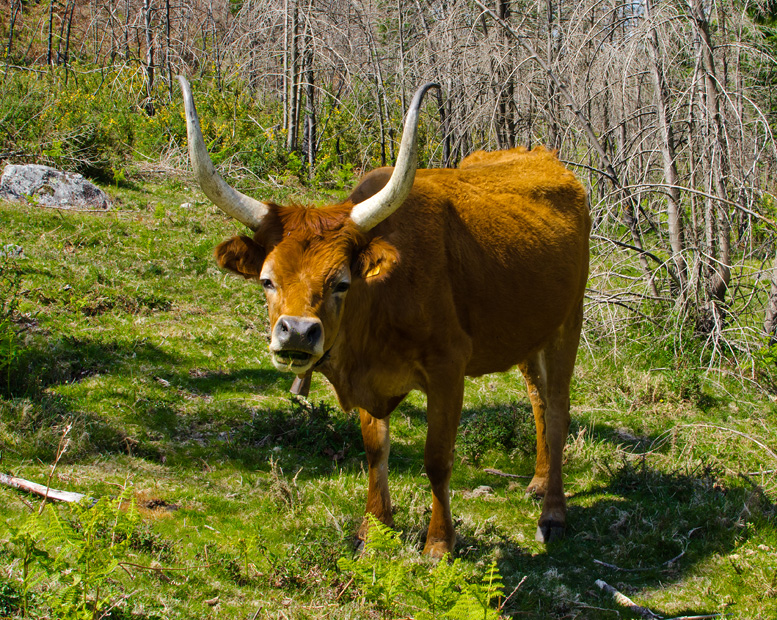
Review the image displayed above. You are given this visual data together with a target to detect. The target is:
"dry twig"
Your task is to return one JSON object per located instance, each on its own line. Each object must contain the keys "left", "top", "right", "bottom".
{"left": 593, "top": 551, "right": 684, "bottom": 573}
{"left": 0, "top": 472, "right": 89, "bottom": 505}
{"left": 483, "top": 468, "right": 532, "bottom": 479}
{"left": 595, "top": 579, "right": 661, "bottom": 619}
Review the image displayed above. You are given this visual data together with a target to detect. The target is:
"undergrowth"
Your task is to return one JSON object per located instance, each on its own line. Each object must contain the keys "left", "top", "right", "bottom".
{"left": 339, "top": 515, "right": 506, "bottom": 619}
{"left": 1, "top": 187, "right": 776, "bottom": 618}
{"left": 3, "top": 489, "right": 139, "bottom": 619}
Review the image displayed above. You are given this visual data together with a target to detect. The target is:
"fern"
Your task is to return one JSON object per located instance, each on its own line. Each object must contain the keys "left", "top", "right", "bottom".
{"left": 446, "top": 562, "right": 504, "bottom": 620}
{"left": 338, "top": 515, "right": 506, "bottom": 619}
{"left": 338, "top": 515, "right": 409, "bottom": 610}
{"left": 3, "top": 488, "right": 140, "bottom": 619}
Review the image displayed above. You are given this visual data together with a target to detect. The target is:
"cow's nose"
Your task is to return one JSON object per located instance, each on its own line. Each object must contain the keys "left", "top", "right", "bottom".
{"left": 273, "top": 315, "right": 323, "bottom": 352}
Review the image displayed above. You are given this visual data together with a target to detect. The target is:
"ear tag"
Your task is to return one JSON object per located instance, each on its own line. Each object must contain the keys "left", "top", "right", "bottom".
{"left": 365, "top": 264, "right": 382, "bottom": 279}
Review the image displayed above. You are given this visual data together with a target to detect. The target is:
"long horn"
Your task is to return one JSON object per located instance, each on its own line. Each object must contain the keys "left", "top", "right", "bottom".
{"left": 350, "top": 82, "right": 440, "bottom": 231}
{"left": 178, "top": 75, "right": 270, "bottom": 231}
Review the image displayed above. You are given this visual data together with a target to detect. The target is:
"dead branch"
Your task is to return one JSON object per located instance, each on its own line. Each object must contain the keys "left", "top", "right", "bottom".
{"left": 593, "top": 551, "right": 684, "bottom": 573}
{"left": 595, "top": 579, "right": 661, "bottom": 619}
{"left": 0, "top": 472, "right": 89, "bottom": 504}
{"left": 483, "top": 468, "right": 532, "bottom": 479}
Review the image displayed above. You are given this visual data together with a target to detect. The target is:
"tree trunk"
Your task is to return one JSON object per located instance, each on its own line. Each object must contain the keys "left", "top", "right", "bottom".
{"left": 286, "top": 0, "right": 299, "bottom": 152}
{"left": 6, "top": 0, "right": 22, "bottom": 74}
{"left": 397, "top": 0, "right": 407, "bottom": 116}
{"left": 765, "top": 253, "right": 777, "bottom": 345}
{"left": 644, "top": 0, "right": 686, "bottom": 293}
{"left": 691, "top": 0, "right": 730, "bottom": 305}
{"left": 47, "top": 0, "right": 56, "bottom": 67}
{"left": 124, "top": 0, "right": 130, "bottom": 60}
{"left": 546, "top": 0, "right": 559, "bottom": 150}
{"left": 303, "top": 22, "right": 315, "bottom": 176}
{"left": 165, "top": 0, "right": 172, "bottom": 100}
{"left": 208, "top": 2, "right": 222, "bottom": 92}
{"left": 143, "top": 0, "right": 155, "bottom": 115}
{"left": 282, "top": 0, "right": 290, "bottom": 133}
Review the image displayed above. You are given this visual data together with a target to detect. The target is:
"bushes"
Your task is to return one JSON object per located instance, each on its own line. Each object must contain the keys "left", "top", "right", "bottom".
{"left": 458, "top": 402, "right": 535, "bottom": 465}
{"left": 0, "top": 66, "right": 440, "bottom": 191}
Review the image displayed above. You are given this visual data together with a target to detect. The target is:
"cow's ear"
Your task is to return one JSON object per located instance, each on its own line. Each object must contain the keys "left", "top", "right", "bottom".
{"left": 215, "top": 235, "right": 266, "bottom": 278}
{"left": 355, "top": 237, "right": 399, "bottom": 283}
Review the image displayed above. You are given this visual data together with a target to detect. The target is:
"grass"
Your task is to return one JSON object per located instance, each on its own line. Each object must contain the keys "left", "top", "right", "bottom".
{"left": 0, "top": 180, "right": 776, "bottom": 619}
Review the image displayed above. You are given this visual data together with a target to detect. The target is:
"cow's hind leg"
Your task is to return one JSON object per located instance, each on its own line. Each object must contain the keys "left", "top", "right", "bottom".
{"left": 519, "top": 300, "right": 583, "bottom": 543}
{"left": 357, "top": 408, "right": 394, "bottom": 543}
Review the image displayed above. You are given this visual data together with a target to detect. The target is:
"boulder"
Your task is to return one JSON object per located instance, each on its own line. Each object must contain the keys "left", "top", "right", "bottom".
{"left": 0, "top": 164, "right": 111, "bottom": 210}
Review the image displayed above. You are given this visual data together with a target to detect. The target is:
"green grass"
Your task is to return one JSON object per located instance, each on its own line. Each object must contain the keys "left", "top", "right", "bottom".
{"left": 1, "top": 184, "right": 776, "bottom": 619}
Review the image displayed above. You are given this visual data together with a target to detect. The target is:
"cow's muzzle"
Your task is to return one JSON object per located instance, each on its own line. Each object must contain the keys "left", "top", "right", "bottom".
{"left": 270, "top": 315, "right": 324, "bottom": 373}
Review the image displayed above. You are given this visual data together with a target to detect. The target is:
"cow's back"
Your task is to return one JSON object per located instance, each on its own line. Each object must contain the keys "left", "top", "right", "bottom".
{"left": 375, "top": 147, "right": 590, "bottom": 376}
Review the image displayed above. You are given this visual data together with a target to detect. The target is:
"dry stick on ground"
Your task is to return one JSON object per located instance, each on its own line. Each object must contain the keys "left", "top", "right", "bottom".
{"left": 645, "top": 423, "right": 777, "bottom": 463}
{"left": 596, "top": 579, "right": 662, "bottom": 619}
{"left": 499, "top": 575, "right": 527, "bottom": 611}
{"left": 0, "top": 421, "right": 93, "bottom": 507}
{"left": 39, "top": 421, "right": 74, "bottom": 513}
{"left": 596, "top": 579, "right": 724, "bottom": 620}
{"left": 0, "top": 473, "right": 89, "bottom": 505}
{"left": 483, "top": 468, "right": 532, "bottom": 479}
{"left": 593, "top": 551, "right": 685, "bottom": 573}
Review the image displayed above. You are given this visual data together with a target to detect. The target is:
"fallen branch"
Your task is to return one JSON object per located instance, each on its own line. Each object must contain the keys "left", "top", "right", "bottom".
{"left": 595, "top": 580, "right": 661, "bottom": 619}
{"left": 483, "top": 468, "right": 532, "bottom": 479}
{"left": 595, "top": 580, "right": 723, "bottom": 620}
{"left": 500, "top": 575, "right": 527, "bottom": 611}
{"left": 40, "top": 421, "right": 73, "bottom": 513}
{"left": 0, "top": 472, "right": 89, "bottom": 504}
{"left": 594, "top": 551, "right": 684, "bottom": 573}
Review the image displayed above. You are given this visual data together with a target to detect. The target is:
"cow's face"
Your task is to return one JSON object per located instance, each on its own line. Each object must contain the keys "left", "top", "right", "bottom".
{"left": 215, "top": 207, "right": 398, "bottom": 374}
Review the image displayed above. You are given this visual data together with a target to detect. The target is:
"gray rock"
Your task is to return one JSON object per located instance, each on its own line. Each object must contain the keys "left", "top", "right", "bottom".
{"left": 0, "top": 164, "right": 111, "bottom": 210}
{"left": 462, "top": 485, "right": 494, "bottom": 499}
{"left": 0, "top": 244, "right": 24, "bottom": 259}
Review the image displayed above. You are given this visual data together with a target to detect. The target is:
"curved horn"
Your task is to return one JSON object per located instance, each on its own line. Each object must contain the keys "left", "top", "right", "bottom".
{"left": 350, "top": 82, "right": 440, "bottom": 231}
{"left": 178, "top": 75, "right": 270, "bottom": 231}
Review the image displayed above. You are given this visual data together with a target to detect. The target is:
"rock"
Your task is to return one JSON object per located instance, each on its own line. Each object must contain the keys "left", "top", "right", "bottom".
{"left": 462, "top": 485, "right": 494, "bottom": 499}
{"left": 0, "top": 164, "right": 111, "bottom": 210}
{"left": 0, "top": 244, "right": 24, "bottom": 259}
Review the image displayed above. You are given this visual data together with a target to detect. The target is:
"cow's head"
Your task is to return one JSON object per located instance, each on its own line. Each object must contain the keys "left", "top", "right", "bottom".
{"left": 179, "top": 77, "right": 437, "bottom": 375}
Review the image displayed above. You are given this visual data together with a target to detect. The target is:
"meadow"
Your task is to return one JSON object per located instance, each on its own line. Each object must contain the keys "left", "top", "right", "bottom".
{"left": 0, "top": 173, "right": 776, "bottom": 619}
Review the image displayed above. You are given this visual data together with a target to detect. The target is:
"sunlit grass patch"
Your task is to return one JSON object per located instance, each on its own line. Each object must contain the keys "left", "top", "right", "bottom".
{"left": 2, "top": 188, "right": 777, "bottom": 618}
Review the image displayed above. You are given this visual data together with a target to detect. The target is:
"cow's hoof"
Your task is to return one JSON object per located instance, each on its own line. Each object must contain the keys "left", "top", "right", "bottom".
{"left": 525, "top": 476, "right": 548, "bottom": 498}
{"left": 422, "top": 538, "right": 455, "bottom": 560}
{"left": 535, "top": 521, "right": 565, "bottom": 543}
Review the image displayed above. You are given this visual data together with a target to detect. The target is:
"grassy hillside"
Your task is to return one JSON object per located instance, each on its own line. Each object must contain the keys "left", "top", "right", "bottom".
{"left": 1, "top": 176, "right": 776, "bottom": 619}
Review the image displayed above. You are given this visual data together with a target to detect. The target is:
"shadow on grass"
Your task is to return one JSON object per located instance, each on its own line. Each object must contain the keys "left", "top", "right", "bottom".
{"left": 4, "top": 333, "right": 775, "bottom": 618}
{"left": 1, "top": 334, "right": 285, "bottom": 462}
{"left": 3, "top": 334, "right": 177, "bottom": 396}
{"left": 450, "top": 462, "right": 776, "bottom": 619}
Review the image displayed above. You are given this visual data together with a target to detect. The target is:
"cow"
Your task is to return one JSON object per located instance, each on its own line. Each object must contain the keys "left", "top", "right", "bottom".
{"left": 178, "top": 76, "right": 590, "bottom": 557}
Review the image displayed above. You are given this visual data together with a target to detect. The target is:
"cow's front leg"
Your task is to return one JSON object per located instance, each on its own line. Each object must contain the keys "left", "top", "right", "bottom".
{"left": 423, "top": 371, "right": 465, "bottom": 558}
{"left": 357, "top": 408, "right": 393, "bottom": 542}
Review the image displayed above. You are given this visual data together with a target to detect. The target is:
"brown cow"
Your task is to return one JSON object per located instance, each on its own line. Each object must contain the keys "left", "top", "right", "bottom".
{"left": 179, "top": 76, "right": 590, "bottom": 557}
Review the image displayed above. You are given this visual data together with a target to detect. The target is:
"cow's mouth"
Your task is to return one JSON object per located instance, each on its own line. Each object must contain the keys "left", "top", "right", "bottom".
{"left": 272, "top": 350, "right": 314, "bottom": 371}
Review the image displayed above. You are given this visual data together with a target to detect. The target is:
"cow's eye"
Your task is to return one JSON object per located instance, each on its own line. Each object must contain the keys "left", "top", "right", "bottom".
{"left": 260, "top": 278, "right": 275, "bottom": 291}
{"left": 333, "top": 280, "right": 350, "bottom": 294}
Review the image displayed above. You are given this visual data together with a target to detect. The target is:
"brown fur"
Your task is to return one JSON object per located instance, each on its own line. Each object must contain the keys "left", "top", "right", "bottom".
{"left": 216, "top": 146, "right": 590, "bottom": 555}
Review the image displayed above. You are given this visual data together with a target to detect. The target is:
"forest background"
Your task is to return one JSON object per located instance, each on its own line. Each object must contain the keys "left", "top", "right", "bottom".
{"left": 2, "top": 0, "right": 777, "bottom": 618}
{"left": 3, "top": 0, "right": 777, "bottom": 357}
